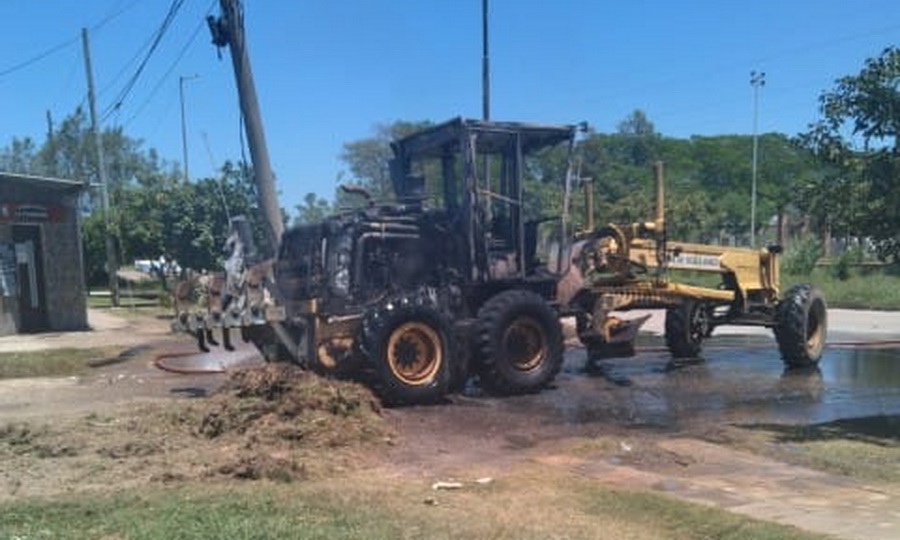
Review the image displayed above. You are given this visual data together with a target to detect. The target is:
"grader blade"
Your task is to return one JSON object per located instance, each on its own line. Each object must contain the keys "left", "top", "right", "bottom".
{"left": 604, "top": 313, "right": 652, "bottom": 344}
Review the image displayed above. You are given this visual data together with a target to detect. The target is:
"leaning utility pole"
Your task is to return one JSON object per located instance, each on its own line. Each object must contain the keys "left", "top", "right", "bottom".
{"left": 82, "top": 28, "right": 120, "bottom": 307}
{"left": 208, "top": 0, "right": 283, "bottom": 253}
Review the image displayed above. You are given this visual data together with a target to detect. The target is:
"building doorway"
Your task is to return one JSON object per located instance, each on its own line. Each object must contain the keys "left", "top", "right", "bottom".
{"left": 12, "top": 224, "right": 47, "bottom": 332}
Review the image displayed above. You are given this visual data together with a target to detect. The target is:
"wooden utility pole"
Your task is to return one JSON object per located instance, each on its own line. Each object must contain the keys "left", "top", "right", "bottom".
{"left": 208, "top": 0, "right": 283, "bottom": 253}
{"left": 82, "top": 28, "right": 120, "bottom": 307}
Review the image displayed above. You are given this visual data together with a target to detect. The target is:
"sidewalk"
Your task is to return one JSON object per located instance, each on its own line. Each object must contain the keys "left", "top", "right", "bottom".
{"left": 0, "top": 309, "right": 173, "bottom": 353}
{"left": 612, "top": 308, "right": 900, "bottom": 340}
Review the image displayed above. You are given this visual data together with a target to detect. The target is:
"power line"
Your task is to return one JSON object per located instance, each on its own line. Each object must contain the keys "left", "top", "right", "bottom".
{"left": 0, "top": 36, "right": 78, "bottom": 79}
{"left": 101, "top": 0, "right": 186, "bottom": 121}
{"left": 92, "top": 0, "right": 142, "bottom": 34}
{"left": 97, "top": 25, "right": 158, "bottom": 100}
{"left": 124, "top": 1, "right": 215, "bottom": 127}
{"left": 0, "top": 0, "right": 140, "bottom": 79}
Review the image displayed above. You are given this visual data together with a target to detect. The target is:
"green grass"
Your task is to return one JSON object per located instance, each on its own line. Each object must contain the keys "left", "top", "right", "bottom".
{"left": 783, "top": 267, "right": 900, "bottom": 310}
{"left": 737, "top": 415, "right": 900, "bottom": 483}
{"left": 0, "top": 348, "right": 119, "bottom": 379}
{"left": 0, "top": 489, "right": 397, "bottom": 540}
{"left": 0, "top": 472, "right": 827, "bottom": 540}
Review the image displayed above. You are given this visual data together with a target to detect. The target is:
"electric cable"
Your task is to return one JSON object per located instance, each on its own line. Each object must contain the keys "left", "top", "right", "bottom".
{"left": 123, "top": 1, "right": 215, "bottom": 127}
{"left": 0, "top": 0, "right": 140, "bottom": 79}
{"left": 101, "top": 0, "right": 185, "bottom": 122}
{"left": 0, "top": 36, "right": 78, "bottom": 79}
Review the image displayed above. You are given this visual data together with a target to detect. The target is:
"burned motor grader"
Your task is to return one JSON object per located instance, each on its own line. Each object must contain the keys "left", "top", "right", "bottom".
{"left": 178, "top": 118, "right": 584, "bottom": 404}
{"left": 174, "top": 119, "right": 827, "bottom": 405}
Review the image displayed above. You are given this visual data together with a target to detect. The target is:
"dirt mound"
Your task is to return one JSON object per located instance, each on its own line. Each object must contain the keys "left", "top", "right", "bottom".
{"left": 197, "top": 364, "right": 385, "bottom": 447}
{"left": 0, "top": 366, "right": 391, "bottom": 499}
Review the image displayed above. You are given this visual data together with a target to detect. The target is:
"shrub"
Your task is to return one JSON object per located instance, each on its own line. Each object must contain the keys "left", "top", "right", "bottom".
{"left": 782, "top": 236, "right": 821, "bottom": 276}
{"left": 831, "top": 244, "right": 864, "bottom": 281}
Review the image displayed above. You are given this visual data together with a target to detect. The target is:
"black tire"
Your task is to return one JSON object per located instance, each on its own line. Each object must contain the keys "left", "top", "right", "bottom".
{"left": 448, "top": 326, "right": 472, "bottom": 393}
{"left": 665, "top": 300, "right": 711, "bottom": 359}
{"left": 774, "top": 283, "right": 827, "bottom": 368}
{"left": 475, "top": 289, "right": 564, "bottom": 395}
{"left": 359, "top": 291, "right": 452, "bottom": 406}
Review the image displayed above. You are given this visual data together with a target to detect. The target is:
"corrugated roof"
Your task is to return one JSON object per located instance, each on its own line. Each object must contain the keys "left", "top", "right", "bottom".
{"left": 0, "top": 172, "right": 84, "bottom": 194}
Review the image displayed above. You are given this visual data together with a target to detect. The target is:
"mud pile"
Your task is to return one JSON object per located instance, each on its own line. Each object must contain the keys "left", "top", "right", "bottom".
{"left": 0, "top": 365, "right": 390, "bottom": 497}
{"left": 197, "top": 363, "right": 384, "bottom": 445}
{"left": 192, "top": 364, "right": 389, "bottom": 481}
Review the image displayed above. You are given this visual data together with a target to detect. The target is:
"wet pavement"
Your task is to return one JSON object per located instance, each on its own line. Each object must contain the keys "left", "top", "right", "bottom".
{"left": 454, "top": 335, "right": 900, "bottom": 433}
{"left": 578, "top": 337, "right": 899, "bottom": 426}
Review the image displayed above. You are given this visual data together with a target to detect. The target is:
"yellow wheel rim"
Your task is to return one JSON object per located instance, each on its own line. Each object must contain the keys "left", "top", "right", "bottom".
{"left": 386, "top": 321, "right": 442, "bottom": 386}
{"left": 503, "top": 316, "right": 547, "bottom": 372}
{"left": 806, "top": 301, "right": 826, "bottom": 353}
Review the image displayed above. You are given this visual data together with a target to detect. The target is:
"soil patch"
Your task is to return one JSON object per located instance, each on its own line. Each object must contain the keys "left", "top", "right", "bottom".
{"left": 0, "top": 365, "right": 390, "bottom": 500}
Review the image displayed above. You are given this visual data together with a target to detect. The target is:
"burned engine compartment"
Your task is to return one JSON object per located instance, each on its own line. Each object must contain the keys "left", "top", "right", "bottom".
{"left": 276, "top": 201, "right": 465, "bottom": 318}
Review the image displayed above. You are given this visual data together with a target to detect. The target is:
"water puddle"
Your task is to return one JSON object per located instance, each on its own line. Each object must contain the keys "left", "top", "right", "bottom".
{"left": 546, "top": 339, "right": 900, "bottom": 428}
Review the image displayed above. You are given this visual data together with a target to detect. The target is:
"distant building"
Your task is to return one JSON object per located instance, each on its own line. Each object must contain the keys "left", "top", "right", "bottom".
{"left": 0, "top": 172, "right": 88, "bottom": 335}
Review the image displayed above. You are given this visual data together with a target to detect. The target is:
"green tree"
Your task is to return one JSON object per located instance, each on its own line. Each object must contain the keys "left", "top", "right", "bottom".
{"left": 799, "top": 46, "right": 900, "bottom": 261}
{"left": 293, "top": 192, "right": 332, "bottom": 225}
{"left": 338, "top": 120, "right": 433, "bottom": 206}
{"left": 117, "top": 161, "right": 266, "bottom": 281}
{"left": 615, "top": 109, "right": 658, "bottom": 166}
{"left": 0, "top": 137, "right": 38, "bottom": 173}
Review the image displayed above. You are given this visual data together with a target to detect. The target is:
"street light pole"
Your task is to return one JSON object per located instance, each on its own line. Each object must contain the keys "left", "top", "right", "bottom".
{"left": 750, "top": 70, "right": 766, "bottom": 248}
{"left": 179, "top": 74, "right": 199, "bottom": 183}
{"left": 482, "top": 0, "right": 490, "bottom": 121}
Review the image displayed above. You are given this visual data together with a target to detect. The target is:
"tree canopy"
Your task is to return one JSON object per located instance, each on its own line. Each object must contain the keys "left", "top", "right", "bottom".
{"left": 797, "top": 46, "right": 900, "bottom": 261}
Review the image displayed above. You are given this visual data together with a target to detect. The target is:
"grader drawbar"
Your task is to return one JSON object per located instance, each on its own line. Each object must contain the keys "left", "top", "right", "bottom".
{"left": 173, "top": 121, "right": 827, "bottom": 405}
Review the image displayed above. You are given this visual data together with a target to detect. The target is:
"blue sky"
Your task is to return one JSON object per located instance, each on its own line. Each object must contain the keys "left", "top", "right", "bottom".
{"left": 1, "top": 0, "right": 898, "bottom": 211}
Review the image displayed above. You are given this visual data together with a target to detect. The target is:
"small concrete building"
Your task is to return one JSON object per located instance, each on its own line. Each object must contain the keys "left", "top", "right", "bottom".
{"left": 0, "top": 172, "right": 88, "bottom": 335}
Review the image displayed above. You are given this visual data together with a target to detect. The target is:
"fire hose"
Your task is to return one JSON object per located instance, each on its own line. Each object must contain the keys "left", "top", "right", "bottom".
{"left": 152, "top": 350, "right": 228, "bottom": 374}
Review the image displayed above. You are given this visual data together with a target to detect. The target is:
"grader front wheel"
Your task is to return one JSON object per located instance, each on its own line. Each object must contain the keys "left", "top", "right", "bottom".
{"left": 775, "top": 284, "right": 827, "bottom": 368}
{"left": 475, "top": 290, "right": 564, "bottom": 395}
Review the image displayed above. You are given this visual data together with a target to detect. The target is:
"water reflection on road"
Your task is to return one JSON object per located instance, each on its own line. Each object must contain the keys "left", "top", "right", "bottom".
{"left": 546, "top": 338, "right": 900, "bottom": 428}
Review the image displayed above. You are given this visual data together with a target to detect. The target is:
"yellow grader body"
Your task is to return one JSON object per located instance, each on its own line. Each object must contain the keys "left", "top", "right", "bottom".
{"left": 564, "top": 162, "right": 826, "bottom": 365}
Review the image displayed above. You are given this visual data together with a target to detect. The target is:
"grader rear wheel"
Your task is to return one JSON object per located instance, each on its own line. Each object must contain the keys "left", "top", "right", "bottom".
{"left": 475, "top": 289, "right": 564, "bottom": 395}
{"left": 775, "top": 284, "right": 827, "bottom": 368}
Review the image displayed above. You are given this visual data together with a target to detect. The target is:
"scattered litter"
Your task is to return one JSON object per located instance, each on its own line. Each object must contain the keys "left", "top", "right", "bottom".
{"left": 432, "top": 481, "right": 463, "bottom": 490}
{"left": 424, "top": 497, "right": 438, "bottom": 506}
{"left": 475, "top": 477, "right": 494, "bottom": 485}
{"left": 620, "top": 441, "right": 632, "bottom": 452}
